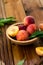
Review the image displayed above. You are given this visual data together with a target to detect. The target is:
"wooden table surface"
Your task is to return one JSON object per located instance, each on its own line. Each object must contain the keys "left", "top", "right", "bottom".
{"left": 0, "top": 0, "right": 43, "bottom": 65}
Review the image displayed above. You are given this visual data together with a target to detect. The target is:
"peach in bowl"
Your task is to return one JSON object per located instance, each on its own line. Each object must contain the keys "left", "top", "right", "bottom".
{"left": 6, "top": 23, "right": 38, "bottom": 45}
{"left": 6, "top": 16, "right": 38, "bottom": 45}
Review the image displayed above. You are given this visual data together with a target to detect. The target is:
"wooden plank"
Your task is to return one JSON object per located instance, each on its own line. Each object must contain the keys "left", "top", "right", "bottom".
{"left": 5, "top": 26, "right": 15, "bottom": 65}
{"left": 4, "top": 0, "right": 26, "bottom": 22}
{"left": 15, "top": 0, "right": 26, "bottom": 22}
{"left": 12, "top": 45, "right": 25, "bottom": 65}
{"left": 4, "top": 2, "right": 14, "bottom": 17}
{"left": 35, "top": 0, "right": 43, "bottom": 7}
{"left": 1, "top": 27, "right": 11, "bottom": 65}
{"left": 22, "top": 0, "right": 37, "bottom": 10}
{"left": 0, "top": 35, "right": 5, "bottom": 65}
{"left": 0, "top": 0, "right": 14, "bottom": 65}
{"left": 0, "top": 1, "right": 6, "bottom": 65}
{"left": 4, "top": 0, "right": 21, "bottom": 21}
{"left": 0, "top": 0, "right": 10, "bottom": 65}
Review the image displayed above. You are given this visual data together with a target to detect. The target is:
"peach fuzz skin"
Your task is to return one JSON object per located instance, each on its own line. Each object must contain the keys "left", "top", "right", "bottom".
{"left": 16, "top": 30, "right": 29, "bottom": 41}
{"left": 24, "top": 16, "right": 35, "bottom": 26}
{"left": 39, "top": 23, "right": 43, "bottom": 31}
{"left": 26, "top": 24, "right": 37, "bottom": 34}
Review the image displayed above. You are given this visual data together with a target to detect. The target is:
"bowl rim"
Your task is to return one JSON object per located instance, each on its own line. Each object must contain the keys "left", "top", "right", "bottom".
{"left": 6, "top": 22, "right": 38, "bottom": 45}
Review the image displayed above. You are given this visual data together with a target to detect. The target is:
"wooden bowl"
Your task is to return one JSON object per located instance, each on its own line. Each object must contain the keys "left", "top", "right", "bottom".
{"left": 6, "top": 23, "right": 38, "bottom": 45}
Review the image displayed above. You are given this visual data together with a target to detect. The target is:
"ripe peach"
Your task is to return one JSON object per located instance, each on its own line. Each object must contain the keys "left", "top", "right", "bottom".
{"left": 26, "top": 24, "right": 37, "bottom": 34}
{"left": 16, "top": 30, "right": 29, "bottom": 41}
{"left": 24, "top": 16, "right": 35, "bottom": 26}
{"left": 17, "top": 24, "right": 26, "bottom": 30}
{"left": 39, "top": 23, "right": 43, "bottom": 31}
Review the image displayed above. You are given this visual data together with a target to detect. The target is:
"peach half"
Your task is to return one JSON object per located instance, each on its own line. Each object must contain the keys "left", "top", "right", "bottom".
{"left": 7, "top": 26, "right": 19, "bottom": 37}
{"left": 35, "top": 47, "right": 43, "bottom": 56}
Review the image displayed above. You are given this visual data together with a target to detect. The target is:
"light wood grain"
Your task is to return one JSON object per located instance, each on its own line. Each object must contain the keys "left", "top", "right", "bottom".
{"left": 4, "top": 0, "right": 26, "bottom": 22}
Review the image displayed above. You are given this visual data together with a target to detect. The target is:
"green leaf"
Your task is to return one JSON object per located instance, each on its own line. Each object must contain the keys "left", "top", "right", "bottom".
{"left": 38, "top": 34, "right": 43, "bottom": 38}
{"left": 0, "top": 23, "right": 4, "bottom": 26}
{"left": 0, "top": 17, "right": 17, "bottom": 26}
{"left": 29, "top": 30, "right": 43, "bottom": 39}
{"left": 17, "top": 59, "right": 24, "bottom": 65}
{"left": 0, "top": 17, "right": 16, "bottom": 23}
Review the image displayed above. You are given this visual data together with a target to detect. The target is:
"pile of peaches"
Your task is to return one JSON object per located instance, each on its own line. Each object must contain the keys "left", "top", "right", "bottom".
{"left": 8, "top": 16, "right": 37, "bottom": 41}
{"left": 7, "top": 16, "right": 43, "bottom": 56}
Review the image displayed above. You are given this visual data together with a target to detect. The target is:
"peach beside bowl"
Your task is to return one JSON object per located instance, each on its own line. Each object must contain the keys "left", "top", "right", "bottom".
{"left": 6, "top": 22, "right": 38, "bottom": 45}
